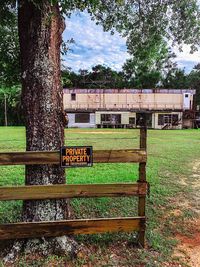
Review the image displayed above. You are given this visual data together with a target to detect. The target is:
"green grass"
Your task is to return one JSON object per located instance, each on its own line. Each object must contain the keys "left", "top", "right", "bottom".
{"left": 0, "top": 127, "right": 200, "bottom": 266}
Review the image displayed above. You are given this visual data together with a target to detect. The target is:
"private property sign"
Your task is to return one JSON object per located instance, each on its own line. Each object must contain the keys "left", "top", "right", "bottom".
{"left": 61, "top": 146, "right": 93, "bottom": 168}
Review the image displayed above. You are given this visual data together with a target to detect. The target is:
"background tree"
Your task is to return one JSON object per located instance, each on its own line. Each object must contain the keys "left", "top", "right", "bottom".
{"left": 62, "top": 64, "right": 127, "bottom": 88}
{"left": 0, "top": 14, "right": 20, "bottom": 86}
{"left": 162, "top": 69, "right": 189, "bottom": 89}
{"left": 122, "top": 37, "right": 180, "bottom": 88}
{"left": 0, "top": 86, "right": 22, "bottom": 126}
{"left": 78, "top": 65, "right": 126, "bottom": 88}
{"left": 0, "top": 6, "right": 22, "bottom": 126}
{"left": 188, "top": 66, "right": 200, "bottom": 105}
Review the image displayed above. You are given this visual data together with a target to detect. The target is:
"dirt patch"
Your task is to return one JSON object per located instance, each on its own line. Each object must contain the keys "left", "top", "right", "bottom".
{"left": 191, "top": 161, "right": 200, "bottom": 215}
{"left": 174, "top": 160, "right": 200, "bottom": 267}
{"left": 170, "top": 209, "right": 183, "bottom": 217}
{"left": 179, "top": 176, "right": 188, "bottom": 186}
{"left": 177, "top": 231, "right": 200, "bottom": 248}
{"left": 175, "top": 219, "right": 200, "bottom": 267}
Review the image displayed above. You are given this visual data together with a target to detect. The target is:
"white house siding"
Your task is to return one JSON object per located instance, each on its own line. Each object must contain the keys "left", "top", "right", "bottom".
{"left": 67, "top": 113, "right": 95, "bottom": 128}
{"left": 121, "top": 112, "right": 129, "bottom": 124}
{"left": 152, "top": 113, "right": 157, "bottom": 129}
{"left": 63, "top": 89, "right": 196, "bottom": 111}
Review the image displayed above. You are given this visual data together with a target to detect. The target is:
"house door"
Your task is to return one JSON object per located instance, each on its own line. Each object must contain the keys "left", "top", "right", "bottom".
{"left": 136, "top": 113, "right": 152, "bottom": 128}
{"left": 183, "top": 93, "right": 190, "bottom": 110}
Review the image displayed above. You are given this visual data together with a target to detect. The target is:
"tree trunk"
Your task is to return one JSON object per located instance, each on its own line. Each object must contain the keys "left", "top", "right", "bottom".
{"left": 2, "top": 2, "right": 79, "bottom": 262}
{"left": 4, "top": 1, "right": 79, "bottom": 258}
{"left": 18, "top": 0, "right": 66, "bottom": 222}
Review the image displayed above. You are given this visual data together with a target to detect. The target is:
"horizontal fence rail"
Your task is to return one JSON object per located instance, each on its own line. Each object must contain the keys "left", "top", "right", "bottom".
{"left": 0, "top": 149, "right": 147, "bottom": 165}
{"left": 0, "top": 183, "right": 147, "bottom": 201}
{"left": 0, "top": 217, "right": 145, "bottom": 240}
{"left": 0, "top": 128, "right": 147, "bottom": 246}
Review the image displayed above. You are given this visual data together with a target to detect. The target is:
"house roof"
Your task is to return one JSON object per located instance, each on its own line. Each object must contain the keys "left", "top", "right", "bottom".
{"left": 63, "top": 88, "right": 196, "bottom": 94}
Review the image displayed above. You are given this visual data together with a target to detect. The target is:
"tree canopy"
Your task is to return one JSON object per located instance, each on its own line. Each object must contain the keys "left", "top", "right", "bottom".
{"left": 1, "top": 0, "right": 200, "bottom": 88}
{"left": 0, "top": 6, "right": 20, "bottom": 87}
{"left": 0, "top": 6, "right": 20, "bottom": 126}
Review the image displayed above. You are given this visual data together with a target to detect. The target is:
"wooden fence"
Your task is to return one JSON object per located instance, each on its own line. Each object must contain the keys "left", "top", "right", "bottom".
{"left": 0, "top": 127, "right": 148, "bottom": 246}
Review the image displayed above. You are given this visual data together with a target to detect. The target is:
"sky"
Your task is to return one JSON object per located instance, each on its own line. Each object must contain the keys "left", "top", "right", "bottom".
{"left": 63, "top": 11, "right": 200, "bottom": 73}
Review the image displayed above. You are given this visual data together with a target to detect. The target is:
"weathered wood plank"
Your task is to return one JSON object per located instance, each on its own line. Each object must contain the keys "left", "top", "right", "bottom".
{"left": 0, "top": 149, "right": 147, "bottom": 165}
{"left": 0, "top": 183, "right": 147, "bottom": 201}
{"left": 94, "top": 149, "right": 146, "bottom": 163}
{"left": 0, "top": 151, "right": 59, "bottom": 165}
{"left": 138, "top": 127, "right": 147, "bottom": 247}
{"left": 140, "top": 127, "right": 147, "bottom": 151}
{"left": 0, "top": 217, "right": 145, "bottom": 240}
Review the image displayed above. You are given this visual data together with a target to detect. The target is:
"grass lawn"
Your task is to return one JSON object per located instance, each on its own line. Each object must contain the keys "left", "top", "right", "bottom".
{"left": 0, "top": 127, "right": 200, "bottom": 266}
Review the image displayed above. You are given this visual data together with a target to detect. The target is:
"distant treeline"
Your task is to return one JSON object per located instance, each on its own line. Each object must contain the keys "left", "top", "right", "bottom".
{"left": 62, "top": 64, "right": 200, "bottom": 91}
{"left": 1, "top": 64, "right": 200, "bottom": 126}
{"left": 62, "top": 63, "right": 200, "bottom": 100}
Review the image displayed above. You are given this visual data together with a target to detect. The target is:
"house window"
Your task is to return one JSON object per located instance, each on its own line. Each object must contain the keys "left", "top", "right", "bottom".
{"left": 71, "top": 93, "right": 76, "bottom": 101}
{"left": 172, "top": 114, "right": 179, "bottom": 125}
{"left": 185, "top": 94, "right": 189, "bottom": 98}
{"left": 158, "top": 114, "right": 171, "bottom": 125}
{"left": 101, "top": 114, "right": 121, "bottom": 124}
{"left": 129, "top": 117, "right": 135, "bottom": 124}
{"left": 158, "top": 114, "right": 179, "bottom": 125}
{"left": 75, "top": 113, "right": 90, "bottom": 123}
{"left": 158, "top": 114, "right": 164, "bottom": 125}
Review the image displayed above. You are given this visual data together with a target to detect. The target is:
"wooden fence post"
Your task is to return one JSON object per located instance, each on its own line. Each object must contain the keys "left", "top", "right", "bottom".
{"left": 138, "top": 122, "right": 147, "bottom": 247}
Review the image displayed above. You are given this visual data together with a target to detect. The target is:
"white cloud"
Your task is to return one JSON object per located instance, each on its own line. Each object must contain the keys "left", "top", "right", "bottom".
{"left": 62, "top": 12, "right": 129, "bottom": 72}
{"left": 171, "top": 44, "right": 200, "bottom": 72}
{"left": 174, "top": 45, "right": 200, "bottom": 63}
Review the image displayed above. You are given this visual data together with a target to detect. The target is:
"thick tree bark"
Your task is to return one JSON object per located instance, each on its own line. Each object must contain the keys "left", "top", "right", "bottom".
{"left": 18, "top": 1, "right": 66, "bottom": 222}
{"left": 2, "top": 2, "right": 79, "bottom": 262}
